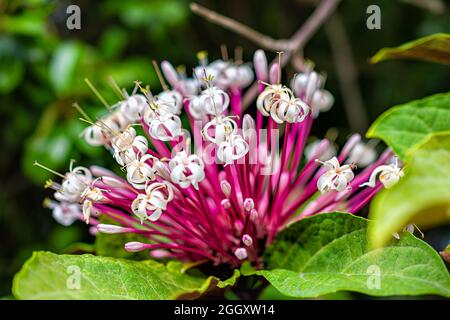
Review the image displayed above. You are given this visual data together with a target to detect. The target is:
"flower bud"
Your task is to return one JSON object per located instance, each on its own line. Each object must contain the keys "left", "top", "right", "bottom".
{"left": 234, "top": 247, "right": 248, "bottom": 260}
{"left": 161, "top": 61, "right": 179, "bottom": 87}
{"left": 242, "top": 234, "right": 253, "bottom": 246}
{"left": 98, "top": 224, "right": 130, "bottom": 234}
{"left": 125, "top": 241, "right": 147, "bottom": 252}
{"left": 269, "top": 63, "right": 279, "bottom": 84}
{"left": 221, "top": 198, "right": 232, "bottom": 209}
{"left": 244, "top": 198, "right": 254, "bottom": 212}
{"left": 253, "top": 50, "right": 268, "bottom": 81}
{"left": 250, "top": 209, "right": 258, "bottom": 222}
{"left": 220, "top": 180, "right": 231, "bottom": 197}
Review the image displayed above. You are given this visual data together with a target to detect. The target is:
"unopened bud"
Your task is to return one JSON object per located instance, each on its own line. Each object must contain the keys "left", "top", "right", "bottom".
{"left": 244, "top": 198, "right": 254, "bottom": 212}
{"left": 221, "top": 198, "right": 232, "bottom": 209}
{"left": 242, "top": 234, "right": 253, "bottom": 246}
{"left": 220, "top": 180, "right": 231, "bottom": 197}
{"left": 125, "top": 241, "right": 147, "bottom": 252}
{"left": 98, "top": 224, "right": 129, "bottom": 234}
{"left": 234, "top": 247, "right": 248, "bottom": 260}
{"left": 250, "top": 209, "right": 258, "bottom": 222}
{"left": 161, "top": 61, "right": 180, "bottom": 87}
{"left": 253, "top": 50, "right": 268, "bottom": 81}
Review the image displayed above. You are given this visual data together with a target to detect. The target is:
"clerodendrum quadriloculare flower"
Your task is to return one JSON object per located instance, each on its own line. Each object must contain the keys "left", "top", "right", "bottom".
{"left": 37, "top": 50, "right": 403, "bottom": 267}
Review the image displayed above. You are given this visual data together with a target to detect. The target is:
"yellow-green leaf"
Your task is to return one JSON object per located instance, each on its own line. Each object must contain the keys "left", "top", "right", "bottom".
{"left": 368, "top": 132, "right": 450, "bottom": 248}
{"left": 370, "top": 33, "right": 450, "bottom": 65}
{"left": 367, "top": 92, "right": 450, "bottom": 159}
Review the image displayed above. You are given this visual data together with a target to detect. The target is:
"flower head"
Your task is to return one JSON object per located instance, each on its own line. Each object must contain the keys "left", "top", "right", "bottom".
{"left": 38, "top": 50, "right": 402, "bottom": 267}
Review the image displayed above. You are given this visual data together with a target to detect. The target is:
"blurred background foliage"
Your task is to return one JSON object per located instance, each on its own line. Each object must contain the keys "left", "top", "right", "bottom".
{"left": 0, "top": 0, "right": 449, "bottom": 296}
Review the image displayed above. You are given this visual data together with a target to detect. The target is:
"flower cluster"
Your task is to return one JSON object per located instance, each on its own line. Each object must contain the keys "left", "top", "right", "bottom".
{"left": 39, "top": 50, "right": 403, "bottom": 267}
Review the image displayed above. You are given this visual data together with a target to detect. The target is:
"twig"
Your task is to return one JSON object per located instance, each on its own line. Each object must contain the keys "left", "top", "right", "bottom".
{"left": 190, "top": 2, "right": 291, "bottom": 51}
{"left": 324, "top": 13, "right": 368, "bottom": 133}
{"left": 190, "top": 0, "right": 341, "bottom": 109}
{"left": 243, "top": 0, "right": 341, "bottom": 108}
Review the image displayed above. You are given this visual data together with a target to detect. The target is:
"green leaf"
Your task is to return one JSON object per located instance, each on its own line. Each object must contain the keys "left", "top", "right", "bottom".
{"left": 49, "top": 42, "right": 83, "bottom": 97}
{"left": 368, "top": 132, "right": 450, "bottom": 248}
{"left": 367, "top": 92, "right": 450, "bottom": 159}
{"left": 370, "top": 33, "right": 450, "bottom": 65}
{"left": 13, "top": 252, "right": 215, "bottom": 300}
{"left": 250, "top": 212, "right": 450, "bottom": 298}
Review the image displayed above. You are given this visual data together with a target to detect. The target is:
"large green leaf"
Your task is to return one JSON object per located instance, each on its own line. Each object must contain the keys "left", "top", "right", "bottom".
{"left": 12, "top": 252, "right": 214, "bottom": 300}
{"left": 368, "top": 132, "right": 450, "bottom": 248}
{"left": 367, "top": 92, "right": 450, "bottom": 159}
{"left": 370, "top": 33, "right": 450, "bottom": 65}
{"left": 249, "top": 212, "right": 450, "bottom": 298}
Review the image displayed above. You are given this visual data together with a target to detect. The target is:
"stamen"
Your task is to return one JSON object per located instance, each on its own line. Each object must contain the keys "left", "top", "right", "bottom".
{"left": 196, "top": 50, "right": 208, "bottom": 66}
{"left": 220, "top": 44, "right": 228, "bottom": 61}
{"left": 108, "top": 76, "right": 125, "bottom": 99}
{"left": 33, "top": 161, "right": 66, "bottom": 179}
{"left": 72, "top": 102, "right": 93, "bottom": 123}
{"left": 276, "top": 51, "right": 284, "bottom": 84}
{"left": 152, "top": 60, "right": 169, "bottom": 91}
{"left": 234, "top": 46, "right": 243, "bottom": 64}
{"left": 84, "top": 78, "right": 112, "bottom": 112}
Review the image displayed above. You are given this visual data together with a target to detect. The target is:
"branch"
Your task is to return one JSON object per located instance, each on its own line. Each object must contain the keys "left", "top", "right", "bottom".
{"left": 190, "top": 0, "right": 340, "bottom": 53}
{"left": 243, "top": 0, "right": 341, "bottom": 108}
{"left": 190, "top": 3, "right": 290, "bottom": 51}
{"left": 324, "top": 13, "right": 368, "bottom": 133}
{"left": 190, "top": 0, "right": 341, "bottom": 108}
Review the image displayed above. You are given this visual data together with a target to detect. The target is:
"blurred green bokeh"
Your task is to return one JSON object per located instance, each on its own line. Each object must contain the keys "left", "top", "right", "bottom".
{"left": 0, "top": 0, "right": 449, "bottom": 296}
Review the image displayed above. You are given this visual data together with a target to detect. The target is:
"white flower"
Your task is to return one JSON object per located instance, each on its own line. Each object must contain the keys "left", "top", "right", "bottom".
{"left": 236, "top": 64, "right": 254, "bottom": 88}
{"left": 256, "top": 84, "right": 292, "bottom": 117}
{"left": 169, "top": 151, "right": 205, "bottom": 189}
{"left": 131, "top": 182, "right": 174, "bottom": 223}
{"left": 291, "top": 71, "right": 323, "bottom": 102}
{"left": 120, "top": 94, "right": 147, "bottom": 122}
{"left": 155, "top": 90, "right": 183, "bottom": 115}
{"left": 81, "top": 187, "right": 104, "bottom": 223}
{"left": 305, "top": 139, "right": 337, "bottom": 162}
{"left": 44, "top": 199, "right": 81, "bottom": 226}
{"left": 83, "top": 111, "right": 128, "bottom": 146}
{"left": 111, "top": 127, "right": 148, "bottom": 166}
{"left": 270, "top": 96, "right": 310, "bottom": 124}
{"left": 311, "top": 89, "right": 334, "bottom": 117}
{"left": 199, "top": 86, "right": 230, "bottom": 115}
{"left": 202, "top": 116, "right": 237, "bottom": 144}
{"left": 145, "top": 111, "right": 183, "bottom": 141}
{"left": 214, "top": 64, "right": 254, "bottom": 89}
{"left": 360, "top": 157, "right": 404, "bottom": 189}
{"left": 217, "top": 134, "right": 249, "bottom": 164}
{"left": 316, "top": 157, "right": 355, "bottom": 193}
{"left": 126, "top": 154, "right": 158, "bottom": 190}
{"left": 178, "top": 79, "right": 200, "bottom": 96}
{"left": 54, "top": 165, "right": 92, "bottom": 203}
{"left": 347, "top": 142, "right": 377, "bottom": 167}
{"left": 188, "top": 95, "right": 208, "bottom": 120}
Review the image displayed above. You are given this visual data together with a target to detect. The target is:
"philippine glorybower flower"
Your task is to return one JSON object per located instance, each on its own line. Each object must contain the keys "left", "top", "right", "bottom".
{"left": 37, "top": 50, "right": 403, "bottom": 267}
